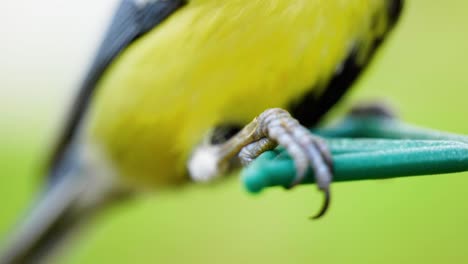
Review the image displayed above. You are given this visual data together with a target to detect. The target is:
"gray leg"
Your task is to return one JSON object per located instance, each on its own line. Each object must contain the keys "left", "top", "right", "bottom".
{"left": 188, "top": 108, "right": 334, "bottom": 218}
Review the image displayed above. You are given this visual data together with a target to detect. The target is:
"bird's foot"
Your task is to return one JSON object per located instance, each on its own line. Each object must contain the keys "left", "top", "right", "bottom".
{"left": 188, "top": 108, "right": 333, "bottom": 218}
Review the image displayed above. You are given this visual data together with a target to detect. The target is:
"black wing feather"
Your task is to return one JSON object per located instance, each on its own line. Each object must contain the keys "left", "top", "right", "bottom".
{"left": 290, "top": 0, "right": 403, "bottom": 126}
{"left": 48, "top": 0, "right": 186, "bottom": 178}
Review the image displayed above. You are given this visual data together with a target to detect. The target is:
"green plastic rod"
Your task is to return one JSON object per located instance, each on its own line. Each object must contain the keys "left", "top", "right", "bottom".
{"left": 242, "top": 139, "right": 468, "bottom": 193}
{"left": 314, "top": 115, "right": 468, "bottom": 144}
{"left": 242, "top": 115, "right": 468, "bottom": 193}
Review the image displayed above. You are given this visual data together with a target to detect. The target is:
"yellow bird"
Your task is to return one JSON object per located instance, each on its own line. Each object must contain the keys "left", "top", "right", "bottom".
{"left": 1, "top": 0, "right": 403, "bottom": 262}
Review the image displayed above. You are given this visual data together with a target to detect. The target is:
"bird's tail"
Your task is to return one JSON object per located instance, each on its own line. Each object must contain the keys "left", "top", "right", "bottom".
{"left": 0, "top": 147, "right": 122, "bottom": 264}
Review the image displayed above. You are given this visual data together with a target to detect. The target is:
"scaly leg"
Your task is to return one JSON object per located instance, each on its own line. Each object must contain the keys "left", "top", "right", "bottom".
{"left": 188, "top": 108, "right": 333, "bottom": 218}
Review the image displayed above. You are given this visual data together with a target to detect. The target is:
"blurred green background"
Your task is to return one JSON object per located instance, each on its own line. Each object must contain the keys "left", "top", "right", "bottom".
{"left": 1, "top": 0, "right": 468, "bottom": 263}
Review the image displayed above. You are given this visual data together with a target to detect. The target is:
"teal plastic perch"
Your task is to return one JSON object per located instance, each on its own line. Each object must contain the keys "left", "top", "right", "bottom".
{"left": 242, "top": 115, "right": 468, "bottom": 193}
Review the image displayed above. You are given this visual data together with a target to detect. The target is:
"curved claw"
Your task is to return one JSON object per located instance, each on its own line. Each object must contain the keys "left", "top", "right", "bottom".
{"left": 310, "top": 188, "right": 330, "bottom": 220}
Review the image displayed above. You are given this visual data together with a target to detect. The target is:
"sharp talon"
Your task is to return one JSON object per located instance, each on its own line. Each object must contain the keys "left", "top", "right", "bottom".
{"left": 310, "top": 188, "right": 331, "bottom": 220}
{"left": 202, "top": 108, "right": 335, "bottom": 218}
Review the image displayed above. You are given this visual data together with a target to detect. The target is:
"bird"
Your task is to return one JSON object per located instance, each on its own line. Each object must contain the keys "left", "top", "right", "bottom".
{"left": 0, "top": 0, "right": 403, "bottom": 263}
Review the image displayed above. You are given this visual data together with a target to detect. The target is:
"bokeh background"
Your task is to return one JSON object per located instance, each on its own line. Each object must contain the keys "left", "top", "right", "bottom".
{"left": 1, "top": 0, "right": 468, "bottom": 263}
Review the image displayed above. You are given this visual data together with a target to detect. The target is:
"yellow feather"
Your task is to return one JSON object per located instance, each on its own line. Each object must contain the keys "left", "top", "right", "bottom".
{"left": 84, "top": 0, "right": 390, "bottom": 187}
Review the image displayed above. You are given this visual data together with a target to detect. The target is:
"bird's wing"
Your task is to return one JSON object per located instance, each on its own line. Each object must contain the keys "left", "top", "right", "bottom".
{"left": 290, "top": 0, "right": 404, "bottom": 126}
{"left": 48, "top": 0, "right": 186, "bottom": 178}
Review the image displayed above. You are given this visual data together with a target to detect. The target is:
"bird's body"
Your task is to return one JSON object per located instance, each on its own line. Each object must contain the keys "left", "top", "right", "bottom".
{"left": 1, "top": 0, "right": 403, "bottom": 262}
{"left": 83, "top": 0, "right": 396, "bottom": 188}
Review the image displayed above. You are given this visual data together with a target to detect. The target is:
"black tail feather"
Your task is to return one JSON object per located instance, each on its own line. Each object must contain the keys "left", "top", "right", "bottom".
{"left": 0, "top": 151, "right": 122, "bottom": 264}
